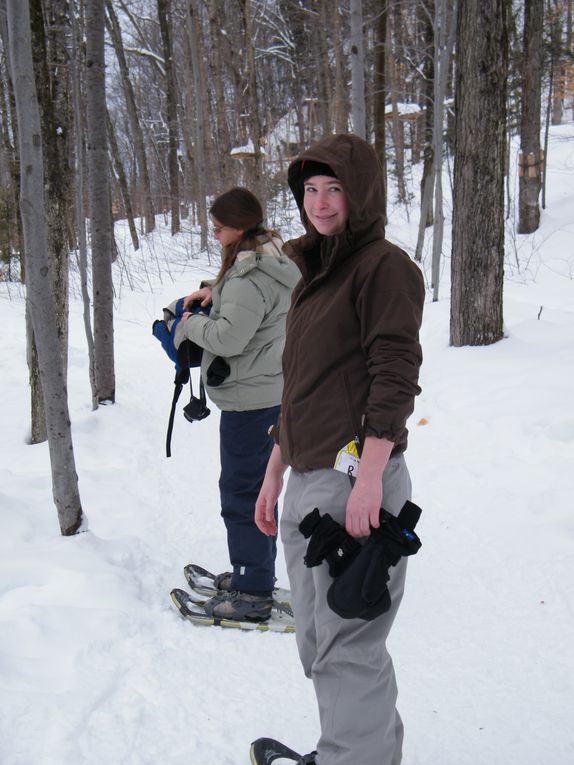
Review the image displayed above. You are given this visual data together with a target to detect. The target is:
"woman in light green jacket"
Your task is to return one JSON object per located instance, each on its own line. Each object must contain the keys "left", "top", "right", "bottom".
{"left": 181, "top": 188, "right": 300, "bottom": 622}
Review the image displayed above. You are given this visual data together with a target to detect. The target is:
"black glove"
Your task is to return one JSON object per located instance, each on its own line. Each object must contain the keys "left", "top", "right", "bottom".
{"left": 327, "top": 500, "right": 422, "bottom": 621}
{"left": 299, "top": 508, "right": 361, "bottom": 578}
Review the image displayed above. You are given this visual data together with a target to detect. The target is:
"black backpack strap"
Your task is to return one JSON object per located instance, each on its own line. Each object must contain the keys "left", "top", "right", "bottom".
{"left": 166, "top": 369, "right": 189, "bottom": 458}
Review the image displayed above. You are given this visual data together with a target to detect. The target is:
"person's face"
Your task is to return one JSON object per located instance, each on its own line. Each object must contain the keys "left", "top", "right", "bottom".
{"left": 211, "top": 217, "right": 245, "bottom": 247}
{"left": 303, "top": 175, "right": 349, "bottom": 236}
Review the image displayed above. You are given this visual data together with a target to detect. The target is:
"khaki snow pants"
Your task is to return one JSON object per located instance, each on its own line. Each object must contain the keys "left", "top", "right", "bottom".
{"left": 280, "top": 455, "right": 412, "bottom": 765}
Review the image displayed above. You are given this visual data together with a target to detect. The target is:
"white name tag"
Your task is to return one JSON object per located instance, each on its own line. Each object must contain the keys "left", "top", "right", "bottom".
{"left": 334, "top": 441, "right": 361, "bottom": 479}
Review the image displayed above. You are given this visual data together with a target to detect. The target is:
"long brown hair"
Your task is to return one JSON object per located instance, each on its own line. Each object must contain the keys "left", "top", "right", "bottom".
{"left": 211, "top": 187, "right": 267, "bottom": 284}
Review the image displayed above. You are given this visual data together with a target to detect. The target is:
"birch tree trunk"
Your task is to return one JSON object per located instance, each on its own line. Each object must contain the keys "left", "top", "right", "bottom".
{"left": 6, "top": 0, "right": 83, "bottom": 535}
{"left": 451, "top": 0, "right": 507, "bottom": 347}
{"left": 350, "top": 0, "right": 366, "bottom": 138}
{"left": 517, "top": 0, "right": 543, "bottom": 234}
{"left": 85, "top": 0, "right": 115, "bottom": 403}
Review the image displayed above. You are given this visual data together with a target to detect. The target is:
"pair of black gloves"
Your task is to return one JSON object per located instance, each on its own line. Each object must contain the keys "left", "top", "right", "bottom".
{"left": 299, "top": 501, "right": 422, "bottom": 621}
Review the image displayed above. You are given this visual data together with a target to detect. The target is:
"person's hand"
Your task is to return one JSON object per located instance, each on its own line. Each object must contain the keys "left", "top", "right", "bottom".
{"left": 255, "top": 445, "right": 287, "bottom": 537}
{"left": 181, "top": 311, "right": 191, "bottom": 322}
{"left": 255, "top": 472, "right": 283, "bottom": 536}
{"left": 345, "top": 475, "right": 383, "bottom": 538}
{"left": 345, "top": 435, "right": 393, "bottom": 537}
{"left": 183, "top": 287, "right": 213, "bottom": 310}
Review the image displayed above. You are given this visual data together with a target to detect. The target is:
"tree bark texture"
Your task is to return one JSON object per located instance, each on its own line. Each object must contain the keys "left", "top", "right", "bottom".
{"left": 431, "top": 0, "right": 456, "bottom": 300}
{"left": 242, "top": 0, "right": 264, "bottom": 203}
{"left": 157, "top": 0, "right": 180, "bottom": 234}
{"left": 28, "top": 0, "right": 73, "bottom": 443}
{"left": 85, "top": 0, "right": 115, "bottom": 402}
{"left": 331, "top": 3, "right": 348, "bottom": 134}
{"left": 186, "top": 0, "right": 209, "bottom": 250}
{"left": 518, "top": 0, "right": 543, "bottom": 234}
{"left": 420, "top": 0, "right": 435, "bottom": 228}
{"left": 387, "top": 12, "right": 407, "bottom": 204}
{"left": 6, "top": 0, "right": 83, "bottom": 535}
{"left": 450, "top": 0, "right": 507, "bottom": 347}
{"left": 70, "top": 0, "right": 97, "bottom": 408}
{"left": 350, "top": 0, "right": 366, "bottom": 138}
{"left": 373, "top": 2, "right": 387, "bottom": 223}
{"left": 206, "top": 0, "right": 232, "bottom": 187}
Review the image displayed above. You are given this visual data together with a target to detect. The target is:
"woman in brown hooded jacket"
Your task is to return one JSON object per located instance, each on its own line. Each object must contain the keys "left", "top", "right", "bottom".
{"left": 255, "top": 134, "right": 424, "bottom": 765}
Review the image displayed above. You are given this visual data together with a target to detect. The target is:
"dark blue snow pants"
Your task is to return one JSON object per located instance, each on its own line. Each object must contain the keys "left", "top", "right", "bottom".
{"left": 219, "top": 405, "right": 280, "bottom": 594}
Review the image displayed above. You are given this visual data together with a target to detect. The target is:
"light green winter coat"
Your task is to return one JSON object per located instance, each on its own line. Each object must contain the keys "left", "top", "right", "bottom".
{"left": 181, "top": 235, "right": 300, "bottom": 411}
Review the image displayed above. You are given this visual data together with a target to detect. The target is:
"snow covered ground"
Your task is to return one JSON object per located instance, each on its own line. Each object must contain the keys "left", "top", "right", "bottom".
{"left": 1, "top": 125, "right": 573, "bottom": 765}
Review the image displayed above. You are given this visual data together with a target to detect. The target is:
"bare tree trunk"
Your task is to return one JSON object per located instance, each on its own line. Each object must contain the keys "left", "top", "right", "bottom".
{"left": 451, "top": 0, "right": 507, "bottom": 347}
{"left": 542, "top": 44, "right": 553, "bottom": 210}
{"left": 157, "top": 0, "right": 180, "bottom": 234}
{"left": 85, "top": 0, "right": 115, "bottom": 403}
{"left": 420, "top": 0, "right": 435, "bottom": 228}
{"left": 106, "top": 109, "right": 139, "bottom": 250}
{"left": 568, "top": 0, "right": 573, "bottom": 120}
{"left": 518, "top": 0, "right": 543, "bottom": 234}
{"left": 387, "top": 13, "right": 407, "bottom": 204}
{"left": 105, "top": 0, "right": 155, "bottom": 233}
{"left": 206, "top": 0, "right": 232, "bottom": 187}
{"left": 186, "top": 0, "right": 209, "bottom": 250}
{"left": 415, "top": 0, "right": 436, "bottom": 263}
{"left": 316, "top": 0, "right": 332, "bottom": 136}
{"left": 70, "top": 0, "right": 96, "bottom": 408}
{"left": 550, "top": 4, "right": 564, "bottom": 125}
{"left": 332, "top": 3, "right": 347, "bottom": 134}
{"left": 242, "top": 0, "right": 264, "bottom": 203}
{"left": 350, "top": 0, "right": 366, "bottom": 138}
{"left": 431, "top": 0, "right": 456, "bottom": 299}
{"left": 27, "top": 0, "right": 73, "bottom": 443}
{"left": 6, "top": 0, "right": 83, "bottom": 535}
{"left": 373, "top": 2, "right": 387, "bottom": 223}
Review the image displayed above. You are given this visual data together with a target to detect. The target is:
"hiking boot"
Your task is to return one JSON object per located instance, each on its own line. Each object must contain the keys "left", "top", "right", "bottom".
{"left": 203, "top": 590, "right": 273, "bottom": 622}
{"left": 213, "top": 571, "right": 233, "bottom": 591}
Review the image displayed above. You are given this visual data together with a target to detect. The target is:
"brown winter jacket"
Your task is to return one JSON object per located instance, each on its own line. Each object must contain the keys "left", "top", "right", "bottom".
{"left": 278, "top": 133, "right": 425, "bottom": 472}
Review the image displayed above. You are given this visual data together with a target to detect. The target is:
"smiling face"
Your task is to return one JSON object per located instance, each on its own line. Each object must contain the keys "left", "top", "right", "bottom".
{"left": 211, "top": 217, "right": 245, "bottom": 247}
{"left": 302, "top": 175, "right": 350, "bottom": 236}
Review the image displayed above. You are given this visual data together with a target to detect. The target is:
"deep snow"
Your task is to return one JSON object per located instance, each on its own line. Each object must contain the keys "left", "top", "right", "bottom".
{"left": 1, "top": 125, "right": 573, "bottom": 765}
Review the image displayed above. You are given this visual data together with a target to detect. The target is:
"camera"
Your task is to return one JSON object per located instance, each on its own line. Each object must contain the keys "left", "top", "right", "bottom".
{"left": 183, "top": 396, "right": 211, "bottom": 422}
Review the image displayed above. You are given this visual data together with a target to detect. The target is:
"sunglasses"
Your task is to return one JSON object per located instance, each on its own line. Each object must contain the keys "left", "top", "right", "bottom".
{"left": 212, "top": 225, "right": 228, "bottom": 234}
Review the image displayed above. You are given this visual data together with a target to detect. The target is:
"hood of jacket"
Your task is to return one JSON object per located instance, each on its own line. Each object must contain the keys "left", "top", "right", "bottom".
{"left": 287, "top": 133, "right": 386, "bottom": 243}
{"left": 232, "top": 234, "right": 301, "bottom": 289}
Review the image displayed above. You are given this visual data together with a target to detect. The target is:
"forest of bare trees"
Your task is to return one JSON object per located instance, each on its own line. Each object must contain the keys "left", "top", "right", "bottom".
{"left": 0, "top": 0, "right": 572, "bottom": 532}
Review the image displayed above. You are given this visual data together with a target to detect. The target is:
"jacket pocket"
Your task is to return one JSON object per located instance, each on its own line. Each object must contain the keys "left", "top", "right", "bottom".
{"left": 206, "top": 356, "right": 230, "bottom": 387}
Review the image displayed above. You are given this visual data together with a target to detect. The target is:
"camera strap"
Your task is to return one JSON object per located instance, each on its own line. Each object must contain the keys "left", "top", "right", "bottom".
{"left": 166, "top": 371, "right": 187, "bottom": 458}
{"left": 188, "top": 373, "right": 208, "bottom": 408}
